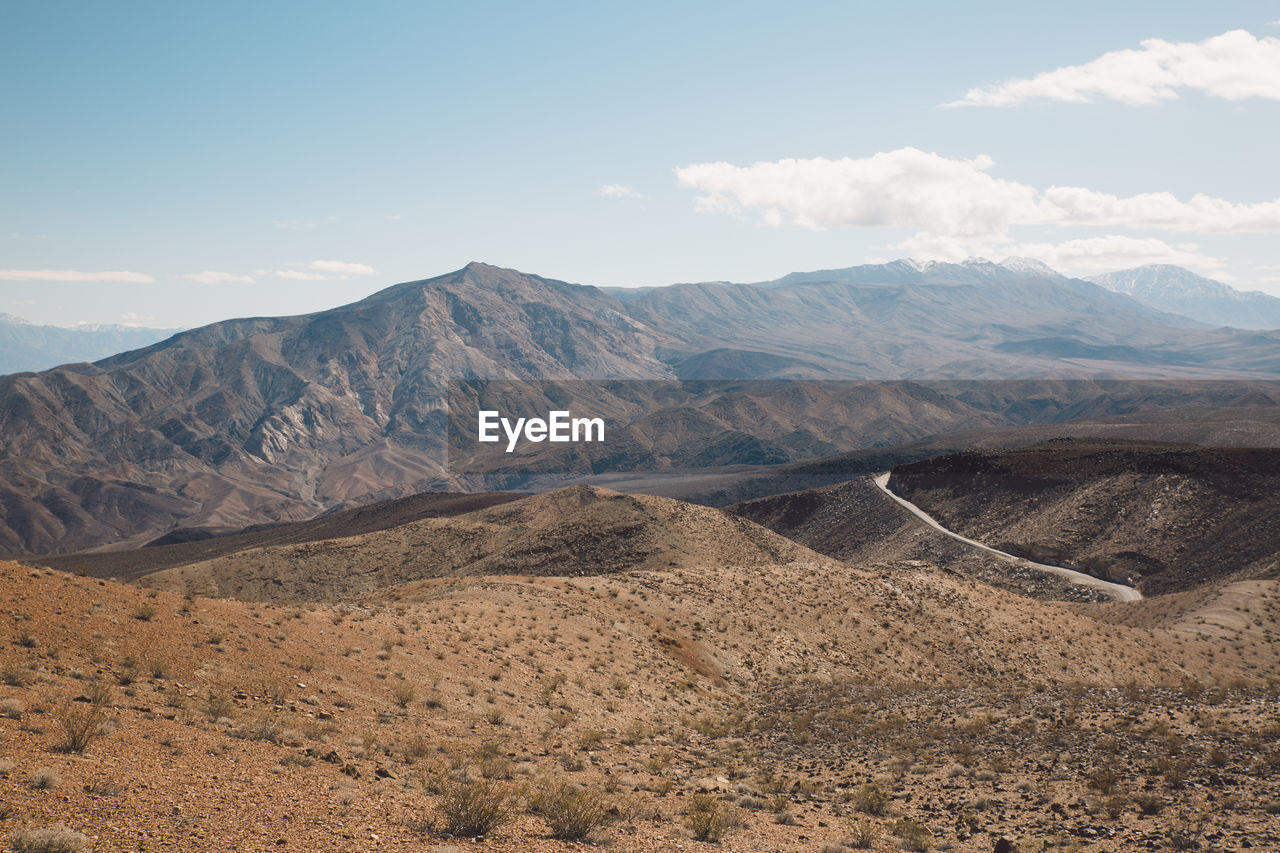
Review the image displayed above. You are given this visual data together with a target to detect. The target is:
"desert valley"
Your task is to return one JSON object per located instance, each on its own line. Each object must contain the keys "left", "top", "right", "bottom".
{"left": 0, "top": 259, "right": 1277, "bottom": 852}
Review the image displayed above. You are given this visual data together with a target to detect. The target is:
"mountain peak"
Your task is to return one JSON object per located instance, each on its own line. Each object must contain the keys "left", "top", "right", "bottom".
{"left": 1087, "top": 265, "right": 1235, "bottom": 299}
{"left": 1000, "top": 257, "right": 1063, "bottom": 278}
{"left": 1086, "top": 265, "right": 1280, "bottom": 330}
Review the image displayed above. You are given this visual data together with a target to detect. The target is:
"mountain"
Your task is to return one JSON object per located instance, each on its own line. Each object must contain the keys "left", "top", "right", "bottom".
{"left": 1087, "top": 264, "right": 1280, "bottom": 330}
{"left": 0, "top": 313, "right": 181, "bottom": 374}
{"left": 759, "top": 256, "right": 1068, "bottom": 288}
{"left": 626, "top": 261, "right": 1248, "bottom": 380}
{"left": 0, "top": 263, "right": 674, "bottom": 554}
{"left": 5, "top": 260, "right": 1280, "bottom": 555}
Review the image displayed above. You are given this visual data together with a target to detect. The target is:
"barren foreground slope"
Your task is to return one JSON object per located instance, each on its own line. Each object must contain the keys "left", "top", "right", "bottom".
{"left": 3, "top": 483, "right": 1278, "bottom": 851}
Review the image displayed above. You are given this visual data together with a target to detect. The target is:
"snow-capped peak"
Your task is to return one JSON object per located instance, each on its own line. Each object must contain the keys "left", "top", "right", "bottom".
{"left": 999, "top": 257, "right": 1062, "bottom": 278}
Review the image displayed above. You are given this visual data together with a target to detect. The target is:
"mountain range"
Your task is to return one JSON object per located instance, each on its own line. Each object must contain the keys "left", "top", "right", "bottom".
{"left": 3, "top": 259, "right": 1280, "bottom": 555}
{"left": 0, "top": 313, "right": 181, "bottom": 374}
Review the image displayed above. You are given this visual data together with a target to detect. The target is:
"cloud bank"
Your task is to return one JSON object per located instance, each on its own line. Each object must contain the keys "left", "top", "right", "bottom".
{"left": 676, "top": 148, "right": 1277, "bottom": 273}
{"left": 676, "top": 149, "right": 1280, "bottom": 236}
{"left": 948, "top": 29, "right": 1280, "bottom": 106}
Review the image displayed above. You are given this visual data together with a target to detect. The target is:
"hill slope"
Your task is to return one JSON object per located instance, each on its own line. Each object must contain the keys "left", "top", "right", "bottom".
{"left": 3, "top": 499, "right": 1279, "bottom": 850}
{"left": 31, "top": 490, "right": 523, "bottom": 582}
{"left": 139, "top": 486, "right": 824, "bottom": 601}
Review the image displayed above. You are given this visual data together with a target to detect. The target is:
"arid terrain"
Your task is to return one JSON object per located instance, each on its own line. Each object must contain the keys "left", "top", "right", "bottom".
{"left": 886, "top": 441, "right": 1280, "bottom": 594}
{"left": 3, "top": 470, "right": 1278, "bottom": 852}
{"left": 9, "top": 5, "right": 1280, "bottom": 851}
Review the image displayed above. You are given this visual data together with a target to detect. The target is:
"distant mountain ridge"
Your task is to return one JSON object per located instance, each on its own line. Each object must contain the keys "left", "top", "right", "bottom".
{"left": 3, "top": 259, "right": 1280, "bottom": 555}
{"left": 0, "top": 313, "right": 181, "bottom": 374}
{"left": 1086, "top": 265, "right": 1280, "bottom": 331}
{"left": 758, "top": 256, "right": 1068, "bottom": 288}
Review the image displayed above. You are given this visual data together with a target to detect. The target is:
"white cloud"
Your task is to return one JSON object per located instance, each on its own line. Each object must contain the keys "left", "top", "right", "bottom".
{"left": 676, "top": 148, "right": 1280, "bottom": 249}
{"left": 0, "top": 269, "right": 154, "bottom": 283}
{"left": 948, "top": 29, "right": 1280, "bottom": 106}
{"left": 272, "top": 269, "right": 330, "bottom": 281}
{"left": 183, "top": 271, "right": 254, "bottom": 285}
{"left": 1039, "top": 185, "right": 1280, "bottom": 232}
{"left": 600, "top": 184, "right": 641, "bottom": 199}
{"left": 1002, "top": 236, "right": 1229, "bottom": 277}
{"left": 678, "top": 149, "right": 1043, "bottom": 235}
{"left": 254, "top": 260, "right": 376, "bottom": 280}
{"left": 307, "top": 259, "right": 374, "bottom": 275}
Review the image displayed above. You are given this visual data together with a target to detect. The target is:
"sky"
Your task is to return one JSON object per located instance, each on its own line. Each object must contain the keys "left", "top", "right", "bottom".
{"left": 3, "top": 0, "right": 1280, "bottom": 328}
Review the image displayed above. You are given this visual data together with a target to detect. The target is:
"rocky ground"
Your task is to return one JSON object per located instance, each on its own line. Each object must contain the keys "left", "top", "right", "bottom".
{"left": 2, "top": 527, "right": 1276, "bottom": 851}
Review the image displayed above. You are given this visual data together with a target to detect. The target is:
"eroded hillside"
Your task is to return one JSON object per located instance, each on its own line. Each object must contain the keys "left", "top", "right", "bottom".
{"left": 887, "top": 441, "right": 1280, "bottom": 594}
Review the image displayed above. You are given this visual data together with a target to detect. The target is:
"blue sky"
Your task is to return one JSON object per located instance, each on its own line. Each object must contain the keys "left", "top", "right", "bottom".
{"left": 3, "top": 1, "right": 1280, "bottom": 327}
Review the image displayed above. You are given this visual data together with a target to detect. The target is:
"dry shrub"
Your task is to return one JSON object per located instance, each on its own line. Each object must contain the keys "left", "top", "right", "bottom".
{"left": 890, "top": 818, "right": 933, "bottom": 852}
{"left": 29, "top": 767, "right": 60, "bottom": 790}
{"left": 9, "top": 825, "right": 91, "bottom": 853}
{"left": 1, "top": 661, "right": 31, "bottom": 687}
{"left": 850, "top": 782, "right": 890, "bottom": 815}
{"left": 844, "top": 816, "right": 880, "bottom": 848}
{"left": 528, "top": 778, "right": 615, "bottom": 841}
{"left": 684, "top": 794, "right": 736, "bottom": 843}
{"left": 436, "top": 774, "right": 513, "bottom": 838}
{"left": 391, "top": 683, "right": 415, "bottom": 708}
{"left": 53, "top": 700, "right": 108, "bottom": 754}
{"left": 130, "top": 603, "right": 158, "bottom": 621}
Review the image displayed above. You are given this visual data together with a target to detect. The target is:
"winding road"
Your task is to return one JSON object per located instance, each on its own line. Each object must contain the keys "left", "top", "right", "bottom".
{"left": 872, "top": 473, "right": 1142, "bottom": 603}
